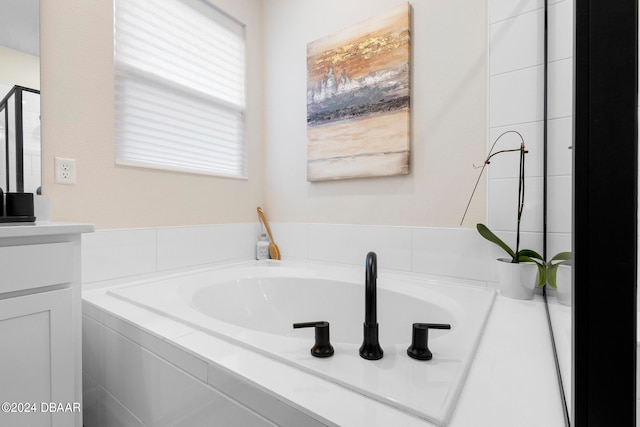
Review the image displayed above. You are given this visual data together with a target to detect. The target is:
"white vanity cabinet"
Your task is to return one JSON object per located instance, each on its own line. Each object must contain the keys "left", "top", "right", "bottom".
{"left": 0, "top": 224, "right": 94, "bottom": 427}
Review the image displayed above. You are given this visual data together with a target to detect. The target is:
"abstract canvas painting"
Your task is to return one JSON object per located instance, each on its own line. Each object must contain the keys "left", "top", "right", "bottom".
{"left": 306, "top": 3, "right": 411, "bottom": 181}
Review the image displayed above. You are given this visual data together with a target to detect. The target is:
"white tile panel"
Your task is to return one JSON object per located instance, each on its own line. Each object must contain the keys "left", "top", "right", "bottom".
{"left": 101, "top": 324, "right": 149, "bottom": 423}
{"left": 488, "top": 177, "right": 544, "bottom": 233}
{"left": 489, "top": 0, "right": 543, "bottom": 24}
{"left": 490, "top": 9, "right": 544, "bottom": 76}
{"left": 84, "top": 293, "right": 195, "bottom": 342}
{"left": 269, "top": 222, "right": 309, "bottom": 259}
{"left": 308, "top": 224, "right": 412, "bottom": 271}
{"left": 548, "top": 117, "right": 573, "bottom": 176}
{"left": 156, "top": 223, "right": 255, "bottom": 271}
{"left": 101, "top": 312, "right": 208, "bottom": 382}
{"left": 489, "top": 121, "right": 544, "bottom": 179}
{"left": 548, "top": 58, "right": 574, "bottom": 119}
{"left": 82, "top": 229, "right": 157, "bottom": 283}
{"left": 98, "top": 323, "right": 272, "bottom": 427}
{"left": 547, "top": 233, "right": 572, "bottom": 258}
{"left": 206, "top": 362, "right": 328, "bottom": 427}
{"left": 490, "top": 66, "right": 544, "bottom": 127}
{"left": 99, "top": 385, "right": 146, "bottom": 427}
{"left": 412, "top": 228, "right": 495, "bottom": 282}
{"left": 548, "top": 0, "right": 574, "bottom": 61}
{"left": 82, "top": 374, "right": 100, "bottom": 427}
{"left": 151, "top": 338, "right": 208, "bottom": 383}
{"left": 82, "top": 314, "right": 102, "bottom": 385}
{"left": 547, "top": 175, "right": 572, "bottom": 233}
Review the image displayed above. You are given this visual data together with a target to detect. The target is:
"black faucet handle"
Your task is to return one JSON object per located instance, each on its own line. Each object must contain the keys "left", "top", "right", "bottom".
{"left": 407, "top": 323, "right": 451, "bottom": 361}
{"left": 293, "top": 321, "right": 334, "bottom": 358}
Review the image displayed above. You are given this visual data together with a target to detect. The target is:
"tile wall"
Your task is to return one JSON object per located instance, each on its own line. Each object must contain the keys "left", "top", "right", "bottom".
{"left": 81, "top": 223, "right": 510, "bottom": 287}
{"left": 81, "top": 224, "right": 258, "bottom": 284}
{"left": 487, "top": 0, "right": 573, "bottom": 258}
{"left": 488, "top": 0, "right": 574, "bottom": 418}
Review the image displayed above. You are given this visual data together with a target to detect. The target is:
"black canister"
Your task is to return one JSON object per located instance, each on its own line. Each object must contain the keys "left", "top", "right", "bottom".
{"left": 6, "top": 192, "right": 34, "bottom": 217}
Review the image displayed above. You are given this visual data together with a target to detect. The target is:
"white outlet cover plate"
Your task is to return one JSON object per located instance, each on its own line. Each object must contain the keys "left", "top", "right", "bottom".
{"left": 55, "top": 157, "right": 76, "bottom": 184}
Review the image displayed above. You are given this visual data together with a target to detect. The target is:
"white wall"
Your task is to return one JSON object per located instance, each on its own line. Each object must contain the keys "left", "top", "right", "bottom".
{"left": 0, "top": 45, "right": 40, "bottom": 90}
{"left": 40, "top": 0, "right": 488, "bottom": 230}
{"left": 262, "top": 0, "right": 488, "bottom": 227}
{"left": 40, "top": 0, "right": 263, "bottom": 229}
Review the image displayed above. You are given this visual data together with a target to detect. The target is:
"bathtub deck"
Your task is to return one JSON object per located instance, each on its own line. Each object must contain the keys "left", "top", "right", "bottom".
{"left": 102, "top": 261, "right": 495, "bottom": 425}
{"left": 82, "top": 261, "right": 565, "bottom": 427}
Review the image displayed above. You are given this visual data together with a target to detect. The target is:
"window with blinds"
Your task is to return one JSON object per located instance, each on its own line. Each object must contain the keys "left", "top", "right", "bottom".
{"left": 114, "top": 0, "right": 246, "bottom": 178}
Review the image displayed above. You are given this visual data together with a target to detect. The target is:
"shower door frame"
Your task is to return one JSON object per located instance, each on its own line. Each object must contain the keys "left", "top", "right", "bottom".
{"left": 573, "top": 0, "right": 637, "bottom": 425}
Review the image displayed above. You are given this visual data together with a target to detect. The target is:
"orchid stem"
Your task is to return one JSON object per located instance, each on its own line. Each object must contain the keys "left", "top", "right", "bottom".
{"left": 460, "top": 131, "right": 527, "bottom": 237}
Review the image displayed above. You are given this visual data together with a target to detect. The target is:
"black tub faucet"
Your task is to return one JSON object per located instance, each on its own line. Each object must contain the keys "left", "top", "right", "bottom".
{"left": 359, "top": 251, "right": 384, "bottom": 360}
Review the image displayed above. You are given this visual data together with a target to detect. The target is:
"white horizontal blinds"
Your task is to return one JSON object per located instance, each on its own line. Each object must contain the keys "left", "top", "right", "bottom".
{"left": 114, "top": 0, "right": 246, "bottom": 178}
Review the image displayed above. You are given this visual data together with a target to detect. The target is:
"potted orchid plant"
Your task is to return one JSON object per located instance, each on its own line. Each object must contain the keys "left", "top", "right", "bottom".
{"left": 461, "top": 130, "right": 544, "bottom": 299}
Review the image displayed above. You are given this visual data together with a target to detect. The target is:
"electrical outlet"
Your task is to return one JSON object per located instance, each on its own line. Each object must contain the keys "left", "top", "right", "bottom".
{"left": 55, "top": 157, "right": 76, "bottom": 184}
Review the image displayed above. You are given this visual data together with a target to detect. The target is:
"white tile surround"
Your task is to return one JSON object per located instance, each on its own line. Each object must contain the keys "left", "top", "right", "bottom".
{"left": 81, "top": 225, "right": 566, "bottom": 426}
{"left": 82, "top": 223, "right": 510, "bottom": 288}
{"left": 82, "top": 224, "right": 258, "bottom": 285}
{"left": 487, "top": 0, "right": 573, "bottom": 260}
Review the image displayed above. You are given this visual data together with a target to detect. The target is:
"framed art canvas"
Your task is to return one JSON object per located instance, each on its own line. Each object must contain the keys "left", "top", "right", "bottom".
{"left": 306, "top": 3, "right": 411, "bottom": 181}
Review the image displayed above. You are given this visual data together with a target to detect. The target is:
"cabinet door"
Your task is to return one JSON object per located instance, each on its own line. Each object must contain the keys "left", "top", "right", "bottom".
{"left": 0, "top": 288, "right": 75, "bottom": 427}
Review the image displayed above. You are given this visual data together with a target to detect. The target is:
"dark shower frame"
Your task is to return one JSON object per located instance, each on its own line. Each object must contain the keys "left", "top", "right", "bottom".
{"left": 0, "top": 85, "right": 40, "bottom": 193}
{"left": 573, "top": 0, "right": 637, "bottom": 426}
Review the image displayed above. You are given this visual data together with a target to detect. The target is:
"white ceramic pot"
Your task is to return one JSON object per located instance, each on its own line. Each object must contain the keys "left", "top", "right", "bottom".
{"left": 495, "top": 258, "right": 539, "bottom": 300}
{"left": 555, "top": 264, "right": 572, "bottom": 306}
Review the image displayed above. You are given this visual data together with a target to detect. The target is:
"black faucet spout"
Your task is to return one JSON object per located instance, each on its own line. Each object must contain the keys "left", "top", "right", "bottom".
{"left": 360, "top": 251, "right": 384, "bottom": 360}
{"left": 364, "top": 251, "right": 377, "bottom": 326}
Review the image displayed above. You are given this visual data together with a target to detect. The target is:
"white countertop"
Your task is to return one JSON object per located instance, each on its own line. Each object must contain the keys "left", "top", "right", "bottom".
{"left": 83, "top": 269, "right": 566, "bottom": 427}
{"left": 0, "top": 221, "right": 95, "bottom": 238}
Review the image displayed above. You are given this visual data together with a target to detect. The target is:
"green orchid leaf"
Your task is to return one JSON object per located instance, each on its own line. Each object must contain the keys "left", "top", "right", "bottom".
{"left": 518, "top": 249, "right": 544, "bottom": 262}
{"left": 476, "top": 224, "right": 515, "bottom": 259}
{"left": 538, "top": 266, "right": 547, "bottom": 287}
{"left": 517, "top": 255, "right": 542, "bottom": 266}
{"left": 547, "top": 263, "right": 560, "bottom": 288}
{"left": 549, "top": 251, "right": 572, "bottom": 265}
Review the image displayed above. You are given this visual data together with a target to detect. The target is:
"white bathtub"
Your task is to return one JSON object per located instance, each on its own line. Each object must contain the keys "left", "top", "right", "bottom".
{"left": 107, "top": 260, "right": 495, "bottom": 426}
